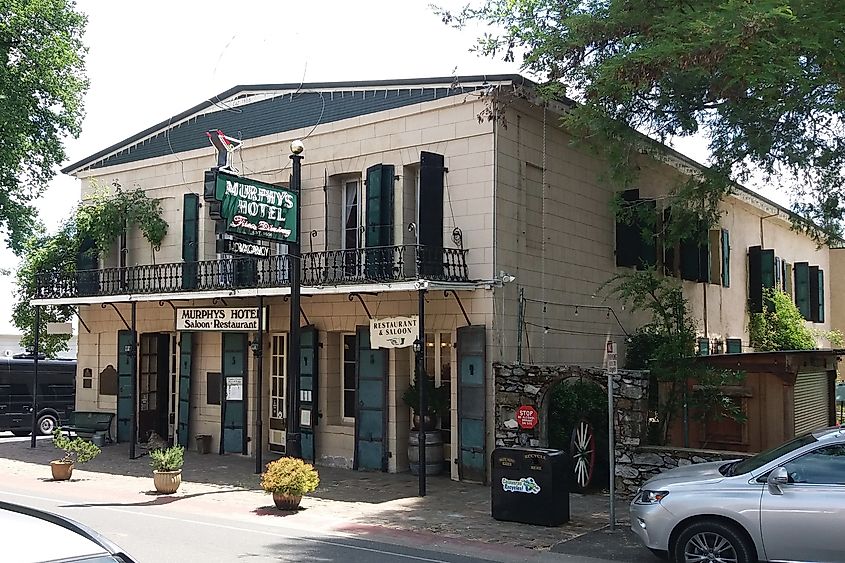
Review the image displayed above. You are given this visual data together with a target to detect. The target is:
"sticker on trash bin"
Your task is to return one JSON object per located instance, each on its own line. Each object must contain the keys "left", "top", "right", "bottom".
{"left": 501, "top": 477, "right": 542, "bottom": 494}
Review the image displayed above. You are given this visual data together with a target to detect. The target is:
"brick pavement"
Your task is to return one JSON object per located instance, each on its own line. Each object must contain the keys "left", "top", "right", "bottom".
{"left": 0, "top": 437, "right": 613, "bottom": 551}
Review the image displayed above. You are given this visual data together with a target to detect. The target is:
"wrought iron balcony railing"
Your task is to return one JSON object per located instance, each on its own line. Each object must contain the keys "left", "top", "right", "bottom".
{"left": 34, "top": 245, "right": 470, "bottom": 300}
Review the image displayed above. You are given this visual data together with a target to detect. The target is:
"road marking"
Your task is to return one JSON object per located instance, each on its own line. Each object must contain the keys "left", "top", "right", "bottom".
{"left": 0, "top": 490, "right": 452, "bottom": 563}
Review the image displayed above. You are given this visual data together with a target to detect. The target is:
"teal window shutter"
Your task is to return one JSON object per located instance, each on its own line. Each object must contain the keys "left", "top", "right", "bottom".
{"left": 726, "top": 338, "right": 742, "bottom": 354}
{"left": 809, "top": 266, "right": 824, "bottom": 323}
{"left": 697, "top": 338, "right": 710, "bottom": 355}
{"left": 615, "top": 190, "right": 656, "bottom": 269}
{"left": 720, "top": 229, "right": 730, "bottom": 287}
{"left": 818, "top": 269, "right": 825, "bottom": 323}
{"left": 748, "top": 246, "right": 763, "bottom": 313}
{"left": 182, "top": 193, "right": 199, "bottom": 290}
{"left": 794, "top": 262, "right": 811, "bottom": 320}
{"left": 365, "top": 164, "right": 395, "bottom": 247}
{"left": 760, "top": 249, "right": 775, "bottom": 290}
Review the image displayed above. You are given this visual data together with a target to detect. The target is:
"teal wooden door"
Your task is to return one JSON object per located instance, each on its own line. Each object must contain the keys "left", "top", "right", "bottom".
{"left": 177, "top": 333, "right": 193, "bottom": 447}
{"left": 354, "top": 327, "right": 387, "bottom": 471}
{"left": 299, "top": 326, "right": 318, "bottom": 461}
{"left": 221, "top": 333, "right": 248, "bottom": 454}
{"left": 457, "top": 326, "right": 486, "bottom": 483}
{"left": 116, "top": 331, "right": 134, "bottom": 442}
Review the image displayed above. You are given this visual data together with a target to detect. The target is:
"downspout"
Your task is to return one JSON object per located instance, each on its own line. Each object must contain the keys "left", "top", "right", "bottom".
{"left": 760, "top": 212, "right": 778, "bottom": 247}
{"left": 323, "top": 169, "right": 328, "bottom": 251}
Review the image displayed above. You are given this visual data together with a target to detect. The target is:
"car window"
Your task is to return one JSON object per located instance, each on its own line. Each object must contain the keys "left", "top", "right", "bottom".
{"left": 783, "top": 445, "right": 845, "bottom": 485}
{"left": 733, "top": 433, "right": 818, "bottom": 475}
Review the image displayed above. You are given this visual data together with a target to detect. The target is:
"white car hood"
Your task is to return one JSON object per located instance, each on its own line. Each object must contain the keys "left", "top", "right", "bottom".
{"left": 641, "top": 460, "right": 732, "bottom": 489}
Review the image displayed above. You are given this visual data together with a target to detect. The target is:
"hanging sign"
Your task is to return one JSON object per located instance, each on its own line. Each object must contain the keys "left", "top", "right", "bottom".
{"left": 204, "top": 170, "right": 298, "bottom": 243}
{"left": 605, "top": 340, "right": 618, "bottom": 375}
{"left": 176, "top": 307, "right": 267, "bottom": 331}
{"left": 220, "top": 238, "right": 271, "bottom": 257}
{"left": 370, "top": 316, "right": 419, "bottom": 349}
{"left": 516, "top": 405, "right": 538, "bottom": 430}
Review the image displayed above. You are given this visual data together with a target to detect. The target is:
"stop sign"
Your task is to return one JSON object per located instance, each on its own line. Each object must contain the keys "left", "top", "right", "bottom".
{"left": 516, "top": 405, "right": 538, "bottom": 429}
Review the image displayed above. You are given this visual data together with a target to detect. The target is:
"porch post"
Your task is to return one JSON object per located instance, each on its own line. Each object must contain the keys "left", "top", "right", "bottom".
{"left": 129, "top": 301, "right": 137, "bottom": 459}
{"left": 29, "top": 306, "right": 41, "bottom": 448}
{"left": 417, "top": 288, "right": 427, "bottom": 496}
{"left": 255, "top": 295, "right": 264, "bottom": 474}
{"left": 286, "top": 141, "right": 303, "bottom": 459}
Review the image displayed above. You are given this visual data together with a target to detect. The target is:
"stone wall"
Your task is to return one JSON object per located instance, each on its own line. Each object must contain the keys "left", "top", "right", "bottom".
{"left": 494, "top": 363, "right": 751, "bottom": 497}
{"left": 616, "top": 446, "right": 752, "bottom": 496}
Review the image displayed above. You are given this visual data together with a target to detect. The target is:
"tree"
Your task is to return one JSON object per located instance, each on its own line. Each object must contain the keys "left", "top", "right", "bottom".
{"left": 749, "top": 288, "right": 842, "bottom": 351}
{"left": 14, "top": 184, "right": 167, "bottom": 357}
{"left": 438, "top": 1, "right": 845, "bottom": 243}
{"left": 603, "top": 269, "right": 743, "bottom": 445}
{"left": 0, "top": 0, "right": 88, "bottom": 252}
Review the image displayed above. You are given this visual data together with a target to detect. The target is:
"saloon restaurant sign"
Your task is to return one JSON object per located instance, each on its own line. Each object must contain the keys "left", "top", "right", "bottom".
{"left": 204, "top": 170, "right": 298, "bottom": 243}
{"left": 370, "top": 316, "right": 419, "bottom": 349}
{"left": 176, "top": 307, "right": 267, "bottom": 331}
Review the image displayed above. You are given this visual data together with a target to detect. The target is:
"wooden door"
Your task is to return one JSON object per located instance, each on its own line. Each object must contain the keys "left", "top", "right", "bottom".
{"left": 354, "top": 327, "right": 388, "bottom": 471}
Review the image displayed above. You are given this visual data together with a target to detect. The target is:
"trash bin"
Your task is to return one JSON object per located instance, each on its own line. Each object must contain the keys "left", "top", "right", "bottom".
{"left": 491, "top": 447, "right": 569, "bottom": 526}
{"left": 196, "top": 434, "right": 212, "bottom": 454}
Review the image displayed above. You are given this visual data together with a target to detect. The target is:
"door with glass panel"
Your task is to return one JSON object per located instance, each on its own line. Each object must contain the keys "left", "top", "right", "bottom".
{"left": 425, "top": 332, "right": 454, "bottom": 469}
{"left": 268, "top": 333, "right": 287, "bottom": 452}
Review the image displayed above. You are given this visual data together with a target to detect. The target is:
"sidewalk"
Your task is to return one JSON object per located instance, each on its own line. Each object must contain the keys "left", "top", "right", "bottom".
{"left": 0, "top": 436, "right": 613, "bottom": 551}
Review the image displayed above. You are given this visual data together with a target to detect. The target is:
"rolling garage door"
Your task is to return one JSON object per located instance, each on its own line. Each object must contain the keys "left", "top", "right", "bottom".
{"left": 794, "top": 371, "right": 830, "bottom": 436}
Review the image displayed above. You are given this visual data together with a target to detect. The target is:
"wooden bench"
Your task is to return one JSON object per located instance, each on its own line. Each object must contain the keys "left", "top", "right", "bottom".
{"left": 61, "top": 411, "right": 115, "bottom": 443}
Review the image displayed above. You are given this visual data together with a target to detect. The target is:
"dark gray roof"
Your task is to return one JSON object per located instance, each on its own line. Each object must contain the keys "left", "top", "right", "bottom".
{"left": 63, "top": 75, "right": 532, "bottom": 174}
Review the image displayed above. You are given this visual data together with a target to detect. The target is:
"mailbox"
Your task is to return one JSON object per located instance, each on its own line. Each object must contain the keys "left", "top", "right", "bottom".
{"left": 491, "top": 447, "right": 569, "bottom": 526}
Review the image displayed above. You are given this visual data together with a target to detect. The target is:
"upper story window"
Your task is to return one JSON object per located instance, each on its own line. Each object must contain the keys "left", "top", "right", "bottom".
{"left": 343, "top": 180, "right": 362, "bottom": 251}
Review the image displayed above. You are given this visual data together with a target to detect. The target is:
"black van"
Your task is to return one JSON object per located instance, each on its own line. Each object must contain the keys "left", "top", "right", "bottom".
{"left": 0, "top": 358, "right": 76, "bottom": 436}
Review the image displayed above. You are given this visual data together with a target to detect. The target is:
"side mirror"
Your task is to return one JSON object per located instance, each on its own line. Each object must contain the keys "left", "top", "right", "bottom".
{"left": 767, "top": 466, "right": 789, "bottom": 495}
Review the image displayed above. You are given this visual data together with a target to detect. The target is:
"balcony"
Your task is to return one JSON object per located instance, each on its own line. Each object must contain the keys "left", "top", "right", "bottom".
{"left": 34, "top": 245, "right": 470, "bottom": 301}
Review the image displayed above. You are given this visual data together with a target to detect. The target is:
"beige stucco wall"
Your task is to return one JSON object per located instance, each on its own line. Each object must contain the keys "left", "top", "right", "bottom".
{"left": 75, "top": 93, "right": 496, "bottom": 282}
{"left": 492, "top": 99, "right": 833, "bottom": 368}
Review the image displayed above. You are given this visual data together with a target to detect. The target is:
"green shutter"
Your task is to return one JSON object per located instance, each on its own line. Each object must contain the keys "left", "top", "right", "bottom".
{"left": 182, "top": 193, "right": 199, "bottom": 290}
{"left": 299, "top": 326, "right": 319, "bottom": 462}
{"left": 748, "top": 246, "right": 775, "bottom": 313}
{"left": 365, "top": 164, "right": 395, "bottom": 280}
{"left": 726, "top": 338, "right": 742, "bottom": 354}
{"left": 697, "top": 338, "right": 710, "bottom": 356}
{"left": 809, "top": 266, "right": 822, "bottom": 323}
{"left": 177, "top": 333, "right": 193, "bottom": 447}
{"left": 721, "top": 229, "right": 730, "bottom": 287}
{"left": 116, "top": 331, "right": 133, "bottom": 442}
{"left": 760, "top": 249, "right": 775, "bottom": 289}
{"left": 457, "top": 325, "right": 486, "bottom": 483}
{"left": 817, "top": 269, "right": 825, "bottom": 323}
{"left": 615, "top": 190, "right": 655, "bottom": 269}
{"left": 794, "top": 262, "right": 811, "bottom": 320}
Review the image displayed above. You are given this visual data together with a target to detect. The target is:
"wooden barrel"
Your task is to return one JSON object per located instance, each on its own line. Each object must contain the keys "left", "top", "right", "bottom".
{"left": 408, "top": 430, "right": 444, "bottom": 475}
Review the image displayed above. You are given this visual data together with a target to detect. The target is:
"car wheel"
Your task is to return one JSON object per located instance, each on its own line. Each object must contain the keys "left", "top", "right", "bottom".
{"left": 672, "top": 520, "right": 754, "bottom": 563}
{"left": 36, "top": 413, "right": 58, "bottom": 436}
{"left": 10, "top": 430, "right": 31, "bottom": 437}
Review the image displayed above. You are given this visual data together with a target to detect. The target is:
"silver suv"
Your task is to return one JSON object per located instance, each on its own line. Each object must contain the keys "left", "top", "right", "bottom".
{"left": 630, "top": 426, "right": 845, "bottom": 563}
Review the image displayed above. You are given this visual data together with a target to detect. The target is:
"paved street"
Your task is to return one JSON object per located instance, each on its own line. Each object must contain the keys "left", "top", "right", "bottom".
{"left": 0, "top": 433, "right": 655, "bottom": 562}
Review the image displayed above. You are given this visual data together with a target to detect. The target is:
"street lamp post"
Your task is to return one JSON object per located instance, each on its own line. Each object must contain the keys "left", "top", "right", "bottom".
{"left": 285, "top": 140, "right": 304, "bottom": 458}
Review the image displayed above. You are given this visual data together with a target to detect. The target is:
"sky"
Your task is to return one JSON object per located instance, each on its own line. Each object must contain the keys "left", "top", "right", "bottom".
{"left": 0, "top": 0, "right": 782, "bottom": 334}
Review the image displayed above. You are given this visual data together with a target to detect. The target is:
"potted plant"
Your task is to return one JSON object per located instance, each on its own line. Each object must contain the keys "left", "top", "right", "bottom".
{"left": 402, "top": 376, "right": 448, "bottom": 430}
{"left": 260, "top": 457, "right": 319, "bottom": 510}
{"left": 402, "top": 376, "right": 449, "bottom": 476}
{"left": 51, "top": 429, "right": 101, "bottom": 481}
{"left": 150, "top": 445, "right": 184, "bottom": 494}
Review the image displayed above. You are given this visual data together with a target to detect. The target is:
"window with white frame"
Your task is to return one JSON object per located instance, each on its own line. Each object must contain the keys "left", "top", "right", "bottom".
{"left": 269, "top": 333, "right": 287, "bottom": 448}
{"left": 342, "top": 333, "right": 356, "bottom": 420}
{"left": 343, "top": 180, "right": 362, "bottom": 250}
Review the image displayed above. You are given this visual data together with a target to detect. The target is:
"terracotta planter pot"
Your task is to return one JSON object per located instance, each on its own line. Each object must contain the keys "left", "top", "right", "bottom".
{"left": 272, "top": 492, "right": 302, "bottom": 510}
{"left": 153, "top": 470, "right": 182, "bottom": 494}
{"left": 50, "top": 461, "right": 73, "bottom": 481}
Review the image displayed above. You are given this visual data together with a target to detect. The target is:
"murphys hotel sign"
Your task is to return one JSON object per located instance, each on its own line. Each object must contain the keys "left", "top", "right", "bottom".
{"left": 204, "top": 170, "right": 298, "bottom": 243}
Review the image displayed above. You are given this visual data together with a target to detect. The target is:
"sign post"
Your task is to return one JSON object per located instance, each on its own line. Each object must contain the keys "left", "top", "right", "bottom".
{"left": 605, "top": 339, "right": 617, "bottom": 531}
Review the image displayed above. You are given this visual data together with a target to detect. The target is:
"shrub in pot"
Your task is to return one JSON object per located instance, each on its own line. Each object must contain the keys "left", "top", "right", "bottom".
{"left": 402, "top": 376, "right": 448, "bottom": 429}
{"left": 51, "top": 429, "right": 101, "bottom": 481}
{"left": 150, "top": 445, "right": 184, "bottom": 494}
{"left": 260, "top": 457, "right": 319, "bottom": 510}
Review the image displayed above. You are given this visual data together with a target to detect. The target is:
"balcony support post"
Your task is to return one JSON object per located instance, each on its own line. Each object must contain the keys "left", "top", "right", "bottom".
{"left": 286, "top": 148, "right": 304, "bottom": 459}
{"left": 29, "top": 306, "right": 41, "bottom": 448}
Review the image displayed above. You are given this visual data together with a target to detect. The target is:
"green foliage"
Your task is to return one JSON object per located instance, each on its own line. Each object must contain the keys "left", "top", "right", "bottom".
{"left": 749, "top": 289, "right": 816, "bottom": 351}
{"left": 402, "top": 376, "right": 449, "bottom": 418}
{"left": 149, "top": 446, "right": 184, "bottom": 472}
{"left": 603, "top": 269, "right": 745, "bottom": 444}
{"left": 437, "top": 1, "right": 845, "bottom": 243}
{"left": 52, "top": 428, "right": 100, "bottom": 465}
{"left": 13, "top": 183, "right": 168, "bottom": 354}
{"left": 260, "top": 457, "right": 320, "bottom": 496}
{"left": 0, "top": 0, "right": 88, "bottom": 252}
{"left": 77, "top": 181, "right": 168, "bottom": 252}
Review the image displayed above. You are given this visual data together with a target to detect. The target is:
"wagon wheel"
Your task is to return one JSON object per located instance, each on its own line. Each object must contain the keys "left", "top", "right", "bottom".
{"left": 570, "top": 419, "right": 596, "bottom": 491}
